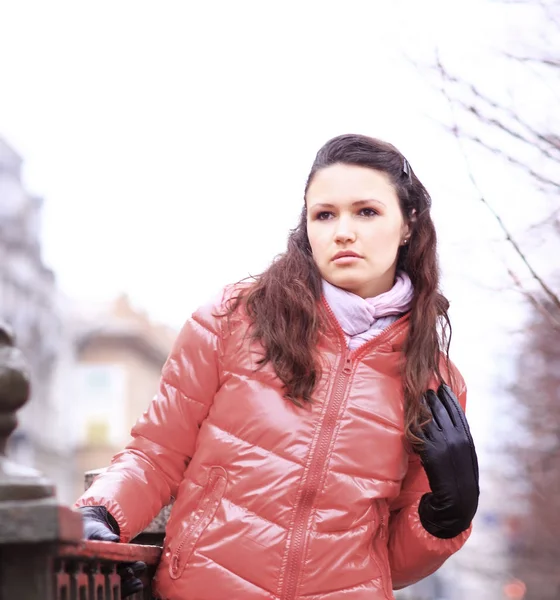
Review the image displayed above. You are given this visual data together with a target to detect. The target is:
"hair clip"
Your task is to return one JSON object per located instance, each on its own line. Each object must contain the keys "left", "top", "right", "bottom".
{"left": 403, "top": 158, "right": 412, "bottom": 180}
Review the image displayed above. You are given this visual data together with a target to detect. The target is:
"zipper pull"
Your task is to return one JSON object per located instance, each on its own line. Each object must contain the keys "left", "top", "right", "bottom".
{"left": 342, "top": 356, "right": 352, "bottom": 374}
{"left": 171, "top": 554, "right": 179, "bottom": 575}
{"left": 379, "top": 515, "right": 387, "bottom": 539}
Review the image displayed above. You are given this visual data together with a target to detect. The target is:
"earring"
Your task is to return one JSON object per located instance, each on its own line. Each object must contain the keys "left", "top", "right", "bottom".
{"left": 402, "top": 238, "right": 409, "bottom": 245}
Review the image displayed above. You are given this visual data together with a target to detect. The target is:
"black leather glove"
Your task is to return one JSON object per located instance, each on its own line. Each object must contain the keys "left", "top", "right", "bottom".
{"left": 79, "top": 507, "right": 146, "bottom": 598}
{"left": 415, "top": 384, "right": 479, "bottom": 539}
{"left": 117, "top": 561, "right": 146, "bottom": 598}
{"left": 80, "top": 506, "right": 120, "bottom": 542}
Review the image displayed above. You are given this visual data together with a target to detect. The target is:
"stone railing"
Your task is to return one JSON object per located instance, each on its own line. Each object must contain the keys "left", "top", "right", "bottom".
{"left": 0, "top": 322, "right": 162, "bottom": 599}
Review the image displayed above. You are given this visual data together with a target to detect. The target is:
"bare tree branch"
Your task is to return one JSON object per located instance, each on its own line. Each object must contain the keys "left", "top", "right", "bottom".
{"left": 505, "top": 53, "right": 560, "bottom": 69}
{"left": 465, "top": 103, "right": 560, "bottom": 162}
{"left": 525, "top": 206, "right": 560, "bottom": 233}
{"left": 438, "top": 68, "right": 560, "bottom": 158}
{"left": 435, "top": 55, "right": 560, "bottom": 312}
{"left": 507, "top": 268, "right": 560, "bottom": 328}
{"left": 452, "top": 128, "right": 560, "bottom": 191}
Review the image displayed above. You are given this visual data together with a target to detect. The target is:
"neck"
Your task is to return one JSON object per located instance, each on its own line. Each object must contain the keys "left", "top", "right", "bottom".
{"left": 350, "top": 269, "right": 397, "bottom": 299}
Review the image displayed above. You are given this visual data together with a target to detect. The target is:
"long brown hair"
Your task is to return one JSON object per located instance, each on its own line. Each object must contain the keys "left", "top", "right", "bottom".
{"left": 225, "top": 134, "right": 451, "bottom": 444}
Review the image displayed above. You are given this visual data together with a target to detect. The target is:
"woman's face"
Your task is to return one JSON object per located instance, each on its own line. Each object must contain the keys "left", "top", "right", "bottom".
{"left": 306, "top": 163, "right": 410, "bottom": 298}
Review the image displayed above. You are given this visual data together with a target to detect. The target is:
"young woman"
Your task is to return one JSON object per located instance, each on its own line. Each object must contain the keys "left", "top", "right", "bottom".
{"left": 77, "top": 134, "right": 479, "bottom": 600}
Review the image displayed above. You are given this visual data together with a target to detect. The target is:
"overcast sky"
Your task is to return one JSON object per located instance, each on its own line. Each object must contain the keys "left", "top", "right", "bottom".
{"left": 0, "top": 0, "right": 556, "bottom": 459}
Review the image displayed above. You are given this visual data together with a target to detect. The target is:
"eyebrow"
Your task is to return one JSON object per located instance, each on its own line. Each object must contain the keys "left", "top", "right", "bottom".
{"left": 311, "top": 199, "right": 386, "bottom": 209}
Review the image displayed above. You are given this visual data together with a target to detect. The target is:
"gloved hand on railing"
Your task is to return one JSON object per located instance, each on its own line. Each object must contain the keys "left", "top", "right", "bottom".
{"left": 415, "top": 384, "right": 480, "bottom": 539}
{"left": 79, "top": 506, "right": 146, "bottom": 598}
{"left": 80, "top": 506, "right": 120, "bottom": 542}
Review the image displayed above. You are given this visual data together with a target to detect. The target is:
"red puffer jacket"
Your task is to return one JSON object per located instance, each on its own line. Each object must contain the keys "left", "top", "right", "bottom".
{"left": 76, "top": 287, "right": 471, "bottom": 600}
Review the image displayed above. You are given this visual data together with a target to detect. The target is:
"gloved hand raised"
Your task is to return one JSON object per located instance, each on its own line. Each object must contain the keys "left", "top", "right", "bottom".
{"left": 79, "top": 506, "right": 146, "bottom": 598}
{"left": 415, "top": 384, "right": 480, "bottom": 539}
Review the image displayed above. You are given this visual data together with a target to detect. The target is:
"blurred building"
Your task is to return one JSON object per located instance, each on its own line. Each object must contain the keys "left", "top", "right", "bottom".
{"left": 0, "top": 136, "right": 72, "bottom": 498}
{"left": 70, "top": 294, "right": 176, "bottom": 500}
{"left": 0, "top": 136, "right": 177, "bottom": 505}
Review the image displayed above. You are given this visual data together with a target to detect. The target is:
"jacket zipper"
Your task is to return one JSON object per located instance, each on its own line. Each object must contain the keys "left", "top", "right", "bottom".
{"left": 279, "top": 301, "right": 408, "bottom": 599}
{"left": 281, "top": 350, "right": 353, "bottom": 600}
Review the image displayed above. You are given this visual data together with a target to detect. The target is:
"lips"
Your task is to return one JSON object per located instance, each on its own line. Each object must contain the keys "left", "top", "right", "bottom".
{"left": 332, "top": 250, "right": 362, "bottom": 261}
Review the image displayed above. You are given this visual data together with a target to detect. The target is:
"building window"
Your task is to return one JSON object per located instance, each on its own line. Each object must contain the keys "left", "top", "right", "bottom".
{"left": 74, "top": 364, "right": 126, "bottom": 447}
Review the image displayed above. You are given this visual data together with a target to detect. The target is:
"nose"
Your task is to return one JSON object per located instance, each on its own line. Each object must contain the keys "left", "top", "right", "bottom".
{"left": 334, "top": 215, "right": 356, "bottom": 244}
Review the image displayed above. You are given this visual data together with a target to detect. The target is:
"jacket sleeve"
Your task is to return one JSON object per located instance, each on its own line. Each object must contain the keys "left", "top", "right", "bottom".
{"left": 74, "top": 295, "right": 224, "bottom": 542}
{"left": 388, "top": 367, "right": 472, "bottom": 590}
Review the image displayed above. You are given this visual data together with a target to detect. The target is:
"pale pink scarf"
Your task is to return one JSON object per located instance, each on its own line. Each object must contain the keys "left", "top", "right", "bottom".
{"left": 322, "top": 272, "right": 414, "bottom": 350}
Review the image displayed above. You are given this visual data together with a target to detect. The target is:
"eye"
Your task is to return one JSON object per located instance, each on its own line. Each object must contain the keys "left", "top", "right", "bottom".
{"left": 316, "top": 211, "right": 334, "bottom": 220}
{"left": 359, "top": 207, "right": 379, "bottom": 217}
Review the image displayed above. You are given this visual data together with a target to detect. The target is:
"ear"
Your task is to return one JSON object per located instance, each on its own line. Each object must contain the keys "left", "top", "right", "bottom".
{"left": 400, "top": 209, "right": 416, "bottom": 246}
{"left": 400, "top": 222, "right": 411, "bottom": 245}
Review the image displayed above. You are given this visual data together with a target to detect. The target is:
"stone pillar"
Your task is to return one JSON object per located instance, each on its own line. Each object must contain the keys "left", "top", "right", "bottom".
{"left": 0, "top": 322, "right": 83, "bottom": 600}
{"left": 0, "top": 322, "right": 54, "bottom": 500}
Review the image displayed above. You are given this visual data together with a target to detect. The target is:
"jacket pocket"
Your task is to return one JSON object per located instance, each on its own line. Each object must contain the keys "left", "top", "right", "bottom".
{"left": 169, "top": 466, "right": 227, "bottom": 580}
{"left": 370, "top": 509, "right": 394, "bottom": 600}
